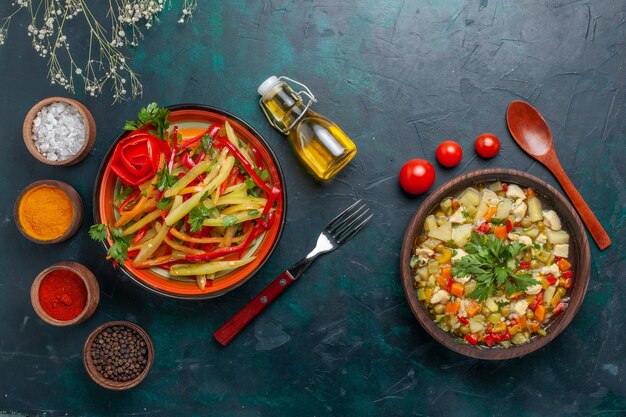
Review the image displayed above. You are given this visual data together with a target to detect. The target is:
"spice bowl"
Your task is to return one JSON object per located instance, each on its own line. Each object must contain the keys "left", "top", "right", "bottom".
{"left": 30, "top": 261, "right": 100, "bottom": 326}
{"left": 23, "top": 96, "right": 96, "bottom": 166}
{"left": 83, "top": 321, "right": 154, "bottom": 390}
{"left": 14, "top": 179, "right": 83, "bottom": 244}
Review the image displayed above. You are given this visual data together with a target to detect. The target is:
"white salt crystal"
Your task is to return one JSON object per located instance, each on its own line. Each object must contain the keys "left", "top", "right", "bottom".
{"left": 31, "top": 101, "right": 86, "bottom": 161}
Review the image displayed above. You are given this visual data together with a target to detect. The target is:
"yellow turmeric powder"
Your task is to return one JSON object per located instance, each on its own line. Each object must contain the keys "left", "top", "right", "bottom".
{"left": 18, "top": 185, "right": 73, "bottom": 240}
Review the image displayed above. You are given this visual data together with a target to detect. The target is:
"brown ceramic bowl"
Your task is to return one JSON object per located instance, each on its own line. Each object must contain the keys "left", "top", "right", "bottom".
{"left": 23, "top": 96, "right": 96, "bottom": 166}
{"left": 14, "top": 179, "right": 83, "bottom": 244}
{"left": 83, "top": 321, "right": 154, "bottom": 390}
{"left": 30, "top": 261, "right": 100, "bottom": 326}
{"left": 400, "top": 168, "right": 591, "bottom": 360}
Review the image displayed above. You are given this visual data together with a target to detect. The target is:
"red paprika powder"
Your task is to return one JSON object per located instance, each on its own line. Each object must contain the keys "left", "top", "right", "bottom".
{"left": 38, "top": 269, "right": 87, "bottom": 321}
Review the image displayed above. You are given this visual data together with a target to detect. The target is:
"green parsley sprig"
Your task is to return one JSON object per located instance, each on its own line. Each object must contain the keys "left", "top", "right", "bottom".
{"left": 452, "top": 232, "right": 538, "bottom": 301}
{"left": 188, "top": 193, "right": 213, "bottom": 232}
{"left": 124, "top": 102, "right": 171, "bottom": 140}
{"left": 89, "top": 224, "right": 131, "bottom": 266}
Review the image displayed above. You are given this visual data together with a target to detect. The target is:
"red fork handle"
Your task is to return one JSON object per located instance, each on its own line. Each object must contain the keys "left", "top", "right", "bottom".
{"left": 214, "top": 271, "right": 296, "bottom": 346}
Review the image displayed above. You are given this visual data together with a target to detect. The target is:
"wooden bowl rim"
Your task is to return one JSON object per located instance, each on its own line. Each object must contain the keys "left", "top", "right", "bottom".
{"left": 92, "top": 104, "right": 287, "bottom": 299}
{"left": 22, "top": 96, "right": 96, "bottom": 166}
{"left": 400, "top": 168, "right": 591, "bottom": 360}
{"left": 14, "top": 179, "right": 83, "bottom": 244}
{"left": 83, "top": 320, "right": 154, "bottom": 390}
{"left": 30, "top": 261, "right": 100, "bottom": 326}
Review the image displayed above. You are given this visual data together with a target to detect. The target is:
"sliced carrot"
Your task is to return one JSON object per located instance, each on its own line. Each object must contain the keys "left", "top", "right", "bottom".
{"left": 466, "top": 301, "right": 480, "bottom": 317}
{"left": 525, "top": 188, "right": 536, "bottom": 198}
{"left": 437, "top": 275, "right": 448, "bottom": 288}
{"left": 508, "top": 325, "right": 520, "bottom": 336}
{"left": 516, "top": 315, "right": 528, "bottom": 329}
{"left": 531, "top": 322, "right": 540, "bottom": 333}
{"left": 445, "top": 301, "right": 460, "bottom": 315}
{"left": 557, "top": 258, "right": 572, "bottom": 271}
{"left": 494, "top": 225, "right": 507, "bottom": 239}
{"left": 535, "top": 305, "right": 546, "bottom": 322}
{"left": 485, "top": 206, "right": 497, "bottom": 222}
{"left": 451, "top": 199, "right": 460, "bottom": 211}
{"left": 440, "top": 267, "right": 451, "bottom": 280}
{"left": 450, "top": 282, "right": 464, "bottom": 298}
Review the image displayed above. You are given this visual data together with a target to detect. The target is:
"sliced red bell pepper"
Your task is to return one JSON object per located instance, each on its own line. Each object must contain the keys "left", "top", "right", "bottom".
{"left": 180, "top": 151, "right": 196, "bottom": 170}
{"left": 251, "top": 147, "right": 263, "bottom": 170}
{"left": 458, "top": 316, "right": 469, "bottom": 325}
{"left": 546, "top": 274, "right": 557, "bottom": 285}
{"left": 500, "top": 330, "right": 511, "bottom": 341}
{"left": 506, "top": 219, "right": 513, "bottom": 233}
{"left": 529, "top": 293, "right": 543, "bottom": 310}
{"left": 180, "top": 124, "right": 221, "bottom": 149}
{"left": 483, "top": 333, "right": 495, "bottom": 347}
{"left": 519, "top": 261, "right": 531, "bottom": 269}
{"left": 476, "top": 222, "right": 491, "bottom": 234}
{"left": 118, "top": 189, "right": 140, "bottom": 212}
{"left": 502, "top": 183, "right": 508, "bottom": 192}
{"left": 217, "top": 137, "right": 271, "bottom": 194}
{"left": 132, "top": 224, "right": 150, "bottom": 243}
{"left": 553, "top": 302, "right": 566, "bottom": 315}
{"left": 465, "top": 334, "right": 478, "bottom": 346}
{"left": 110, "top": 131, "right": 162, "bottom": 186}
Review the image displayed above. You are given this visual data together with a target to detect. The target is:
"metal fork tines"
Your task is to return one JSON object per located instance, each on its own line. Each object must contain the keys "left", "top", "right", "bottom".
{"left": 291, "top": 200, "right": 373, "bottom": 277}
{"left": 325, "top": 199, "right": 373, "bottom": 246}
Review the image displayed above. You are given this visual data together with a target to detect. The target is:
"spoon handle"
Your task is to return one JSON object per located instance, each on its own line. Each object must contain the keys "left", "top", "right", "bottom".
{"left": 548, "top": 159, "right": 611, "bottom": 250}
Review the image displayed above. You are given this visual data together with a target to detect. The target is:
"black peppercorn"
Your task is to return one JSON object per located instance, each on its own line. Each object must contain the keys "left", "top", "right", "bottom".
{"left": 90, "top": 325, "right": 149, "bottom": 382}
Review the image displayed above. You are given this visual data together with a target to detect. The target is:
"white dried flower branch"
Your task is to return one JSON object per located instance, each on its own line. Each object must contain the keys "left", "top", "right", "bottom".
{"left": 1, "top": 0, "right": 195, "bottom": 102}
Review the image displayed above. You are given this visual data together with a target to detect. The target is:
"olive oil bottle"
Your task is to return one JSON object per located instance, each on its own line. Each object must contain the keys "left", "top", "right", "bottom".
{"left": 258, "top": 76, "right": 357, "bottom": 180}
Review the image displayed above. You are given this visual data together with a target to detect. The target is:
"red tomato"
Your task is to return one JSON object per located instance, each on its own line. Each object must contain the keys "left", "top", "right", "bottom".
{"left": 436, "top": 141, "right": 463, "bottom": 167}
{"left": 475, "top": 133, "right": 501, "bottom": 158}
{"left": 399, "top": 159, "right": 435, "bottom": 195}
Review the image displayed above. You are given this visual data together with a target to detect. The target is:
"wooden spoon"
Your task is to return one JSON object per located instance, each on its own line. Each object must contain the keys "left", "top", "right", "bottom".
{"left": 506, "top": 100, "right": 611, "bottom": 250}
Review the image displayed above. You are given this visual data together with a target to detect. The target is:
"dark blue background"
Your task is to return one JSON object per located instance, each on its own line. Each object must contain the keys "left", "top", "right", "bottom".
{"left": 0, "top": 1, "right": 624, "bottom": 416}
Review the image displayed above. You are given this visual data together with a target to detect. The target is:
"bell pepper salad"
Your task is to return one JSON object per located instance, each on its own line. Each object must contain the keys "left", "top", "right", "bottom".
{"left": 90, "top": 104, "right": 282, "bottom": 291}
{"left": 411, "top": 181, "right": 573, "bottom": 348}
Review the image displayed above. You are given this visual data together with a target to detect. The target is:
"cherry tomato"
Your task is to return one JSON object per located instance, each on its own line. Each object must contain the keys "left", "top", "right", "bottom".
{"left": 436, "top": 141, "right": 463, "bottom": 167}
{"left": 475, "top": 133, "right": 501, "bottom": 158}
{"left": 399, "top": 159, "right": 435, "bottom": 195}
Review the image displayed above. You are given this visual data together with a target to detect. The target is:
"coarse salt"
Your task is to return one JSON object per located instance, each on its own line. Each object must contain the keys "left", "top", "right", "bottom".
{"left": 32, "top": 102, "right": 86, "bottom": 161}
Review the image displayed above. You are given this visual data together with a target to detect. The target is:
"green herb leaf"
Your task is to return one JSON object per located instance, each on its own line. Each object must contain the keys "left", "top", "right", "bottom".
{"left": 115, "top": 185, "right": 134, "bottom": 204}
{"left": 245, "top": 177, "right": 255, "bottom": 189}
{"left": 156, "top": 197, "right": 173, "bottom": 210}
{"left": 89, "top": 224, "right": 108, "bottom": 242}
{"left": 188, "top": 204, "right": 214, "bottom": 233}
{"left": 89, "top": 224, "right": 130, "bottom": 265}
{"left": 462, "top": 210, "right": 469, "bottom": 218}
{"left": 222, "top": 215, "right": 239, "bottom": 227}
{"left": 201, "top": 134, "right": 213, "bottom": 154}
{"left": 452, "top": 231, "right": 538, "bottom": 301}
{"left": 124, "top": 103, "right": 170, "bottom": 140}
{"left": 156, "top": 168, "right": 178, "bottom": 191}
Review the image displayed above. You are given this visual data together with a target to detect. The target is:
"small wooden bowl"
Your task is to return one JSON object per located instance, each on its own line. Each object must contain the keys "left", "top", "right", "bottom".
{"left": 400, "top": 168, "right": 591, "bottom": 360}
{"left": 30, "top": 261, "right": 100, "bottom": 326}
{"left": 83, "top": 321, "right": 155, "bottom": 390}
{"left": 23, "top": 96, "right": 96, "bottom": 166}
{"left": 14, "top": 179, "right": 83, "bottom": 244}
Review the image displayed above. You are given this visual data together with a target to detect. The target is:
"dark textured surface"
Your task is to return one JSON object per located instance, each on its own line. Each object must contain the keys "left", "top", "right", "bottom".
{"left": 0, "top": 1, "right": 624, "bottom": 416}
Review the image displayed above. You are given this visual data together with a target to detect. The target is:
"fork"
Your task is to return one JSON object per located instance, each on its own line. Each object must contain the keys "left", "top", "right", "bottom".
{"left": 214, "top": 200, "right": 373, "bottom": 346}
